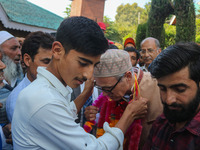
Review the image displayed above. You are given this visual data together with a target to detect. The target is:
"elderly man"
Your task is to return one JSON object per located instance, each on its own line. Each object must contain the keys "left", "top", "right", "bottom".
{"left": 0, "top": 31, "right": 23, "bottom": 88}
{"left": 140, "top": 37, "right": 161, "bottom": 71}
{"left": 0, "top": 46, "right": 14, "bottom": 150}
{"left": 0, "top": 31, "right": 23, "bottom": 125}
{"left": 12, "top": 16, "right": 147, "bottom": 150}
{"left": 6, "top": 31, "right": 54, "bottom": 122}
{"left": 85, "top": 49, "right": 162, "bottom": 149}
{"left": 143, "top": 42, "right": 200, "bottom": 150}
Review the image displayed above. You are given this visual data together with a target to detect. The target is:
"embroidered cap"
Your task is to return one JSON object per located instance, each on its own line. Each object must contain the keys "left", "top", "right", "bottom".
{"left": 0, "top": 31, "right": 14, "bottom": 45}
{"left": 94, "top": 49, "right": 132, "bottom": 77}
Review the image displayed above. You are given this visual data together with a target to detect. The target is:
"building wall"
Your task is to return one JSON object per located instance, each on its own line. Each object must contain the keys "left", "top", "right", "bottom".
{"left": 70, "top": 0, "right": 105, "bottom": 22}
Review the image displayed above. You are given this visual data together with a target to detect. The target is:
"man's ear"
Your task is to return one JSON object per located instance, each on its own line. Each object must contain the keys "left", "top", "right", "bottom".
{"left": 125, "top": 71, "right": 133, "bottom": 81}
{"left": 52, "top": 41, "right": 65, "bottom": 59}
{"left": 23, "top": 53, "right": 32, "bottom": 67}
{"left": 158, "top": 48, "right": 162, "bottom": 53}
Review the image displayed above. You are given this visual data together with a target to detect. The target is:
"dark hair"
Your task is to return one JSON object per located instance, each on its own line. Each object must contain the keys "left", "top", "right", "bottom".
{"left": 56, "top": 16, "right": 108, "bottom": 56}
{"left": 21, "top": 31, "right": 54, "bottom": 61}
{"left": 149, "top": 42, "right": 200, "bottom": 85}
{"left": 109, "top": 44, "right": 118, "bottom": 49}
{"left": 124, "top": 46, "right": 140, "bottom": 60}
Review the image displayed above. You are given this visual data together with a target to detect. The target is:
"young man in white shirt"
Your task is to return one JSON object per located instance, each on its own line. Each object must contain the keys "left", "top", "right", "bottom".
{"left": 12, "top": 16, "right": 148, "bottom": 150}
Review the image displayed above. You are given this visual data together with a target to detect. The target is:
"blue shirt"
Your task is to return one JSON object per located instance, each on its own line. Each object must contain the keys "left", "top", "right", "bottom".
{"left": 6, "top": 74, "right": 31, "bottom": 122}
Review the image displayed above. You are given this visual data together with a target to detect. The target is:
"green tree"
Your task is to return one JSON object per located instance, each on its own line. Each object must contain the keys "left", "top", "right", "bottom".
{"left": 103, "top": 16, "right": 122, "bottom": 43}
{"left": 64, "top": 4, "right": 71, "bottom": 17}
{"left": 140, "top": 2, "right": 151, "bottom": 24}
{"left": 164, "top": 24, "right": 176, "bottom": 48}
{"left": 113, "top": 2, "right": 150, "bottom": 45}
{"left": 196, "top": 18, "right": 200, "bottom": 43}
{"left": 115, "top": 3, "right": 144, "bottom": 26}
{"left": 175, "top": 0, "right": 196, "bottom": 42}
{"left": 147, "top": 0, "right": 174, "bottom": 48}
{"left": 147, "top": 0, "right": 196, "bottom": 45}
{"left": 136, "top": 23, "right": 147, "bottom": 49}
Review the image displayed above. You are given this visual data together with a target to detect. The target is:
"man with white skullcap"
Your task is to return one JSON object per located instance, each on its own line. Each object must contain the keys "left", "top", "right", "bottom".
{"left": 85, "top": 49, "right": 163, "bottom": 149}
{"left": 0, "top": 31, "right": 23, "bottom": 88}
{"left": 0, "top": 31, "right": 23, "bottom": 125}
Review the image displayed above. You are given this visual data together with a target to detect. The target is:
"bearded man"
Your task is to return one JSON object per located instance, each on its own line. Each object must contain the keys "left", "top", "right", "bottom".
{"left": 0, "top": 31, "right": 23, "bottom": 88}
{"left": 143, "top": 42, "right": 200, "bottom": 150}
{"left": 0, "top": 31, "right": 23, "bottom": 125}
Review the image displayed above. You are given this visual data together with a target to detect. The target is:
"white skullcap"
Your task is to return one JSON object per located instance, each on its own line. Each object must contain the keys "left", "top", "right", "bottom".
{"left": 0, "top": 31, "right": 14, "bottom": 45}
{"left": 94, "top": 49, "right": 132, "bottom": 77}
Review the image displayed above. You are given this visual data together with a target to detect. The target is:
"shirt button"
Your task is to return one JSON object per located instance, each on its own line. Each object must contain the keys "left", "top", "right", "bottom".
{"left": 170, "top": 139, "right": 174, "bottom": 142}
{"left": 85, "top": 143, "right": 87, "bottom": 147}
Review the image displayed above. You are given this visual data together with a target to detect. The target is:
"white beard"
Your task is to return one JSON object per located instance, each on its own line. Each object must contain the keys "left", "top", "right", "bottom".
{"left": 2, "top": 54, "right": 22, "bottom": 86}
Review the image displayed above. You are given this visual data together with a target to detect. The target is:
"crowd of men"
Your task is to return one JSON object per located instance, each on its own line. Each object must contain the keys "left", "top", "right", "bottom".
{"left": 0, "top": 16, "right": 199, "bottom": 150}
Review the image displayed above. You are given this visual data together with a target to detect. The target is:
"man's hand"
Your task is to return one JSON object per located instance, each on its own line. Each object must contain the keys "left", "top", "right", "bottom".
{"left": 126, "top": 97, "right": 148, "bottom": 120}
{"left": 74, "top": 77, "right": 95, "bottom": 113}
{"left": 115, "top": 97, "right": 148, "bottom": 134}
{"left": 84, "top": 106, "right": 99, "bottom": 121}
{"left": 82, "top": 77, "right": 94, "bottom": 96}
{"left": 2, "top": 123, "right": 12, "bottom": 144}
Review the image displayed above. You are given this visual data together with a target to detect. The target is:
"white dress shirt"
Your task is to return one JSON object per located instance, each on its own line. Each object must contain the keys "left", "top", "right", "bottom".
{"left": 6, "top": 74, "right": 31, "bottom": 122}
{"left": 12, "top": 67, "right": 123, "bottom": 150}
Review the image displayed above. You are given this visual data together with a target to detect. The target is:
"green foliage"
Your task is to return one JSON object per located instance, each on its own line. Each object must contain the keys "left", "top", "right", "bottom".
{"left": 136, "top": 23, "right": 147, "bottom": 49}
{"left": 115, "top": 3, "right": 144, "bottom": 26}
{"left": 64, "top": 4, "right": 71, "bottom": 17}
{"left": 195, "top": 19, "right": 200, "bottom": 43}
{"left": 164, "top": 24, "right": 176, "bottom": 48}
{"left": 103, "top": 16, "right": 122, "bottom": 43}
{"left": 110, "top": 2, "right": 150, "bottom": 44}
{"left": 140, "top": 2, "right": 151, "bottom": 24}
{"left": 147, "top": 0, "right": 174, "bottom": 47}
{"left": 175, "top": 0, "right": 196, "bottom": 42}
{"left": 196, "top": 35, "right": 200, "bottom": 43}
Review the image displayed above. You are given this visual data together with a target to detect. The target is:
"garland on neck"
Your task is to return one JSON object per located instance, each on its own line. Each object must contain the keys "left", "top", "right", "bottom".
{"left": 83, "top": 93, "right": 108, "bottom": 133}
{"left": 84, "top": 74, "right": 142, "bottom": 150}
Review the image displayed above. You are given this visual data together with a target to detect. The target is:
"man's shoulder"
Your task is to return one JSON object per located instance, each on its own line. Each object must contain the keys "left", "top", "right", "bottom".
{"left": 151, "top": 114, "right": 168, "bottom": 130}
{"left": 7, "top": 77, "right": 30, "bottom": 100}
{"left": 139, "top": 71, "right": 159, "bottom": 94}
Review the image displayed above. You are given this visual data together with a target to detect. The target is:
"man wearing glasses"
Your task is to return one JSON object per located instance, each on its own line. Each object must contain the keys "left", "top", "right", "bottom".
{"left": 140, "top": 37, "right": 161, "bottom": 71}
{"left": 85, "top": 49, "right": 163, "bottom": 149}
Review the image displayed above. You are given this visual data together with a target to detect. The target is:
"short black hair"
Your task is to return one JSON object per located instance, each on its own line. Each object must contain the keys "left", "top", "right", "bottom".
{"left": 149, "top": 42, "right": 200, "bottom": 85}
{"left": 109, "top": 44, "right": 118, "bottom": 49}
{"left": 22, "top": 31, "right": 54, "bottom": 61}
{"left": 124, "top": 46, "right": 140, "bottom": 60}
{"left": 56, "top": 16, "right": 108, "bottom": 56}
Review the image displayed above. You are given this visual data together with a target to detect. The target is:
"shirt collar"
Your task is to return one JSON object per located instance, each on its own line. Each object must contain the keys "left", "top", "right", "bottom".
{"left": 37, "top": 67, "right": 72, "bottom": 98}
{"left": 24, "top": 74, "right": 31, "bottom": 85}
{"left": 185, "top": 110, "right": 200, "bottom": 136}
{"left": 161, "top": 111, "right": 200, "bottom": 136}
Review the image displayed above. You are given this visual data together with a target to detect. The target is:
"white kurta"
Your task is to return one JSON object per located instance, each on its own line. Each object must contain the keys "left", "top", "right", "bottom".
{"left": 12, "top": 67, "right": 123, "bottom": 150}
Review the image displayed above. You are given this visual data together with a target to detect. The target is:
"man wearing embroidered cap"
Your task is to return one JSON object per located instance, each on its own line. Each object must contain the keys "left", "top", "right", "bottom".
{"left": 85, "top": 49, "right": 162, "bottom": 149}
{"left": 12, "top": 16, "right": 148, "bottom": 150}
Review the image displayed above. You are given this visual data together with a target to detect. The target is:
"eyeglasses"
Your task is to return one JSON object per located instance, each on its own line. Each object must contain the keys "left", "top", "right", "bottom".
{"left": 140, "top": 48, "right": 158, "bottom": 55}
{"left": 94, "top": 76, "right": 123, "bottom": 94}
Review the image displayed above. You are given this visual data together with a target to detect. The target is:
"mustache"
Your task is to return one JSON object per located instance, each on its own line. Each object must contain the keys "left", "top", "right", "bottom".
{"left": 75, "top": 77, "right": 87, "bottom": 82}
{"left": 162, "top": 102, "right": 184, "bottom": 109}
